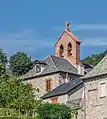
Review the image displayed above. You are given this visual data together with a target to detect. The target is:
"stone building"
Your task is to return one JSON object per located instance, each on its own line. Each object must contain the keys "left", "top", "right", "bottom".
{"left": 22, "top": 22, "right": 92, "bottom": 106}
{"left": 82, "top": 55, "right": 107, "bottom": 119}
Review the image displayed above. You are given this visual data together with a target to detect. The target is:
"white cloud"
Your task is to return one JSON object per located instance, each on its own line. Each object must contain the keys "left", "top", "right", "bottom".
{"left": 81, "top": 37, "right": 107, "bottom": 47}
{"left": 0, "top": 29, "right": 55, "bottom": 58}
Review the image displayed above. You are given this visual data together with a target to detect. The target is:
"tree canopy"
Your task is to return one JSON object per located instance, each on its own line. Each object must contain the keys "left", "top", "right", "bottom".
{"left": 0, "top": 49, "right": 8, "bottom": 67}
{"left": 83, "top": 50, "right": 107, "bottom": 66}
{"left": 0, "top": 49, "right": 8, "bottom": 75}
{"left": 37, "top": 103, "right": 71, "bottom": 119}
{"left": 9, "top": 52, "right": 34, "bottom": 76}
{"left": 0, "top": 75, "right": 36, "bottom": 114}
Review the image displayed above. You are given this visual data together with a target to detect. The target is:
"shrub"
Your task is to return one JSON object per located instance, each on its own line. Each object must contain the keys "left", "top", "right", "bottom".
{"left": 0, "top": 108, "right": 39, "bottom": 119}
{"left": 37, "top": 103, "right": 71, "bottom": 119}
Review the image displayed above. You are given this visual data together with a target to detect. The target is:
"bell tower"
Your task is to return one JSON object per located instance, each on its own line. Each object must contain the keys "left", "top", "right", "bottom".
{"left": 54, "top": 22, "right": 81, "bottom": 65}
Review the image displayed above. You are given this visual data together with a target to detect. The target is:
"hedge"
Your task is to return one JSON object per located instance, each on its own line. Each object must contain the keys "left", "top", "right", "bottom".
{"left": 37, "top": 103, "right": 71, "bottom": 119}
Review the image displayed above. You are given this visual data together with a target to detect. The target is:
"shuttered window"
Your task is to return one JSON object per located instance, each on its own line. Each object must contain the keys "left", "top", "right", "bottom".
{"left": 51, "top": 98, "right": 58, "bottom": 104}
{"left": 46, "top": 79, "right": 51, "bottom": 92}
{"left": 100, "top": 83, "right": 106, "bottom": 97}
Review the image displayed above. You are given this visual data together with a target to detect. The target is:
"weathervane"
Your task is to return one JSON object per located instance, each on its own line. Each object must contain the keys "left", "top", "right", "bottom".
{"left": 65, "top": 22, "right": 70, "bottom": 31}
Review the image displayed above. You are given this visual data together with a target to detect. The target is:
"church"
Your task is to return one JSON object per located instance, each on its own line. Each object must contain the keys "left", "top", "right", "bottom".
{"left": 22, "top": 22, "right": 93, "bottom": 118}
{"left": 22, "top": 22, "right": 107, "bottom": 119}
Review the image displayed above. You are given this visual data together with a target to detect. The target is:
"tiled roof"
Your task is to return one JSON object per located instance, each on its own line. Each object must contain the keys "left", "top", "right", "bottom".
{"left": 83, "top": 55, "right": 107, "bottom": 79}
{"left": 41, "top": 78, "right": 83, "bottom": 99}
{"left": 21, "top": 55, "right": 79, "bottom": 79}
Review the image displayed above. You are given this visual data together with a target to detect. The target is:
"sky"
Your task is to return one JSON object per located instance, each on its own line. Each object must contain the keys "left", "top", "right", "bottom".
{"left": 0, "top": 0, "right": 107, "bottom": 60}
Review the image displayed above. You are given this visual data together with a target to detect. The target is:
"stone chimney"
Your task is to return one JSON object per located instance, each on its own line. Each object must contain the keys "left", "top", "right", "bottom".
{"left": 77, "top": 63, "right": 84, "bottom": 75}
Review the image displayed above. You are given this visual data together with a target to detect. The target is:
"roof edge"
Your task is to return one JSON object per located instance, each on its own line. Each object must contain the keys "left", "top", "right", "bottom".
{"left": 54, "top": 30, "right": 81, "bottom": 48}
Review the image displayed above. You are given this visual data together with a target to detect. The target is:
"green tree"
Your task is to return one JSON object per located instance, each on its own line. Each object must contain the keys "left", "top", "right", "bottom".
{"left": 0, "top": 75, "right": 36, "bottom": 114}
{"left": 0, "top": 49, "right": 8, "bottom": 67}
{"left": 0, "top": 49, "right": 8, "bottom": 75}
{"left": 37, "top": 103, "right": 71, "bottom": 119}
{"left": 9, "top": 52, "right": 34, "bottom": 76}
{"left": 84, "top": 50, "right": 107, "bottom": 66}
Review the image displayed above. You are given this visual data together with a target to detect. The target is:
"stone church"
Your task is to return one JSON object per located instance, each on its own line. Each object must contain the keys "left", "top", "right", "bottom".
{"left": 22, "top": 22, "right": 93, "bottom": 118}
{"left": 22, "top": 22, "right": 107, "bottom": 119}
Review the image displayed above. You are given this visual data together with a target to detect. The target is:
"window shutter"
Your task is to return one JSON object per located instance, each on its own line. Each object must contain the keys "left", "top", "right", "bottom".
{"left": 51, "top": 98, "right": 58, "bottom": 104}
{"left": 100, "top": 83, "right": 106, "bottom": 97}
{"left": 46, "top": 79, "right": 51, "bottom": 92}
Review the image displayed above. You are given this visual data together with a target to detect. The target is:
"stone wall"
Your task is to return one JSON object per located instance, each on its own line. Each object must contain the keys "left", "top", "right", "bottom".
{"left": 25, "top": 73, "right": 64, "bottom": 97}
{"left": 84, "top": 75, "right": 107, "bottom": 119}
{"left": 25, "top": 72, "right": 80, "bottom": 97}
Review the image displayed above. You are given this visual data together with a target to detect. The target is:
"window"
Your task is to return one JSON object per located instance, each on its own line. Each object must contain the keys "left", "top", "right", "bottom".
{"left": 51, "top": 97, "right": 58, "bottom": 104}
{"left": 68, "top": 43, "right": 72, "bottom": 56}
{"left": 46, "top": 79, "right": 51, "bottom": 92}
{"left": 100, "top": 83, "right": 106, "bottom": 97}
{"left": 59, "top": 45, "right": 64, "bottom": 57}
{"left": 36, "top": 65, "right": 41, "bottom": 73}
{"left": 88, "top": 89, "right": 97, "bottom": 106}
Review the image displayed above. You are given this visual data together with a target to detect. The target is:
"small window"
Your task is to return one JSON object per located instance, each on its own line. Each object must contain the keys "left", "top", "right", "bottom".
{"left": 68, "top": 43, "right": 72, "bottom": 56}
{"left": 51, "top": 97, "right": 58, "bottom": 104}
{"left": 59, "top": 45, "right": 64, "bottom": 57}
{"left": 36, "top": 65, "right": 41, "bottom": 73}
{"left": 46, "top": 79, "right": 51, "bottom": 92}
{"left": 100, "top": 83, "right": 106, "bottom": 97}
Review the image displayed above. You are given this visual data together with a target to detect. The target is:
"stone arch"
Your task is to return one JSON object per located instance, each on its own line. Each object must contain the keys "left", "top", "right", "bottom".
{"left": 68, "top": 42, "right": 72, "bottom": 56}
{"left": 59, "top": 45, "right": 64, "bottom": 57}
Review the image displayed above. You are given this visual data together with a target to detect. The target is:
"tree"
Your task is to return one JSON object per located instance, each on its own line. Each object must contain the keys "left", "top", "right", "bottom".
{"left": 83, "top": 50, "right": 107, "bottom": 66}
{"left": 37, "top": 103, "right": 71, "bottom": 119}
{"left": 9, "top": 52, "right": 34, "bottom": 76}
{"left": 0, "top": 75, "right": 36, "bottom": 114}
{"left": 0, "top": 49, "right": 8, "bottom": 67}
{"left": 0, "top": 49, "right": 8, "bottom": 75}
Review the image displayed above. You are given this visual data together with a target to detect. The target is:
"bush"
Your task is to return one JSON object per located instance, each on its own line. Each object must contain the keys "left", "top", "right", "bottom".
{"left": 0, "top": 108, "right": 39, "bottom": 119}
{"left": 0, "top": 108, "right": 19, "bottom": 117}
{"left": 37, "top": 103, "right": 71, "bottom": 119}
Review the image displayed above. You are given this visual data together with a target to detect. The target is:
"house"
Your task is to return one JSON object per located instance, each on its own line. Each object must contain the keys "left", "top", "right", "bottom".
{"left": 22, "top": 22, "right": 92, "bottom": 105}
{"left": 82, "top": 55, "right": 107, "bottom": 119}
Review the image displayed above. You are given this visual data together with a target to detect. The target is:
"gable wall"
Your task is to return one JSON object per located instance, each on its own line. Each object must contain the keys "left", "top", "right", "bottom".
{"left": 84, "top": 75, "right": 107, "bottom": 119}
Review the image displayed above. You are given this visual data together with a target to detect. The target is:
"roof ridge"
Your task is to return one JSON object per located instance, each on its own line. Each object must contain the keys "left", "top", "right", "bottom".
{"left": 54, "top": 29, "right": 81, "bottom": 47}
{"left": 49, "top": 56, "right": 59, "bottom": 71}
{"left": 65, "top": 30, "right": 81, "bottom": 43}
{"left": 83, "top": 55, "right": 107, "bottom": 79}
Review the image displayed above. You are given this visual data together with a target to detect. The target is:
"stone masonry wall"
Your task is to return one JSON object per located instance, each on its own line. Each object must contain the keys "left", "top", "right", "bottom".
{"left": 84, "top": 75, "right": 107, "bottom": 119}
{"left": 25, "top": 73, "right": 64, "bottom": 97}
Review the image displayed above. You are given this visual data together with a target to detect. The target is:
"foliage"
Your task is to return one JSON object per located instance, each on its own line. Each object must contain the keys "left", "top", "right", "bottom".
{"left": 83, "top": 50, "right": 107, "bottom": 66}
{"left": 0, "top": 108, "right": 19, "bottom": 117}
{"left": 0, "top": 49, "right": 8, "bottom": 75}
{"left": 0, "top": 76, "right": 36, "bottom": 114}
{"left": 0, "top": 108, "right": 39, "bottom": 119}
{"left": 37, "top": 103, "right": 71, "bottom": 119}
{"left": 9, "top": 52, "right": 34, "bottom": 76}
{"left": 0, "top": 49, "right": 8, "bottom": 67}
